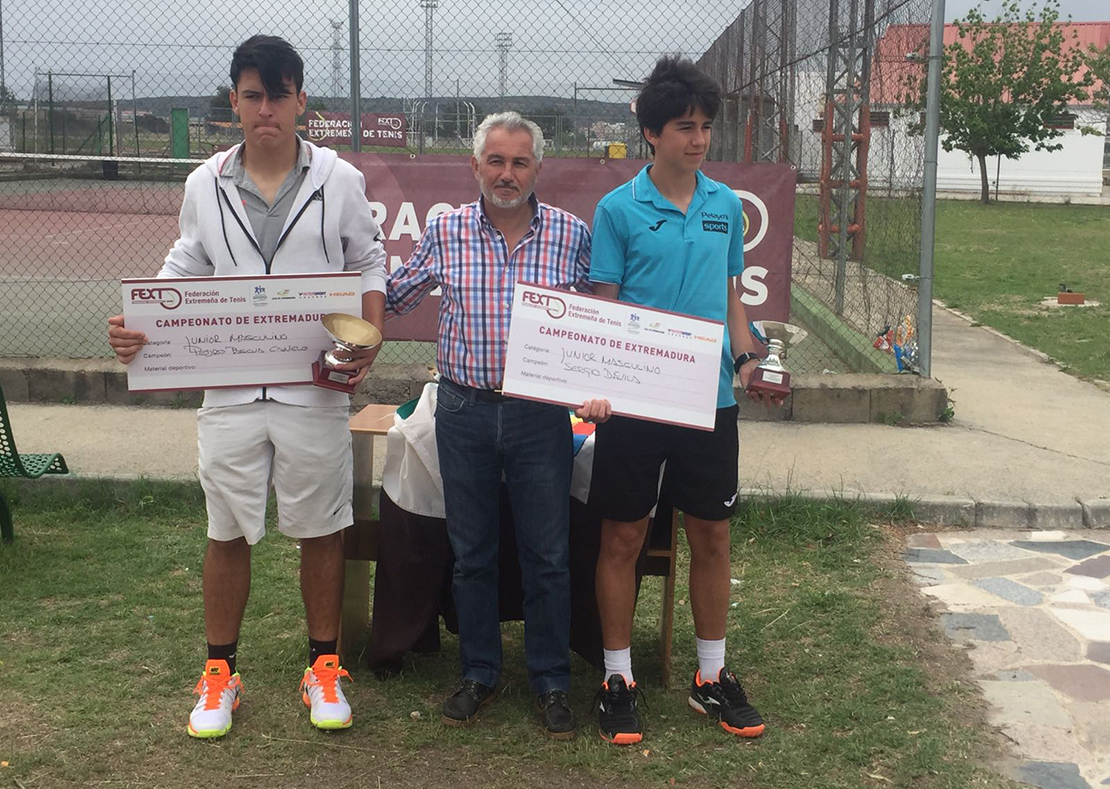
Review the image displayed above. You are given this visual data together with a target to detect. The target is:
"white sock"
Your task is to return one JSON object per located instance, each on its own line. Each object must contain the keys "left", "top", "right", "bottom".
{"left": 602, "top": 647, "right": 634, "bottom": 685}
{"left": 696, "top": 637, "right": 726, "bottom": 682}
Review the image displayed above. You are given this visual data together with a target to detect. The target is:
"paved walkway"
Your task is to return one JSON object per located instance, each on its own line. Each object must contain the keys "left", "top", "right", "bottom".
{"left": 743, "top": 305, "right": 1110, "bottom": 523}
{"left": 906, "top": 529, "right": 1110, "bottom": 789}
{"left": 11, "top": 304, "right": 1109, "bottom": 526}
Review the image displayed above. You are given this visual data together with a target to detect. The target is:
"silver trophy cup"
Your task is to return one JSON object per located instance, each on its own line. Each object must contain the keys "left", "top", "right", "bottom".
{"left": 312, "top": 312, "right": 383, "bottom": 392}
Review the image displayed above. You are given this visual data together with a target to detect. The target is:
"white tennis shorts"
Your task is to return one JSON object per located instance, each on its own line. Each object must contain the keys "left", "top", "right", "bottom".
{"left": 197, "top": 400, "right": 353, "bottom": 544}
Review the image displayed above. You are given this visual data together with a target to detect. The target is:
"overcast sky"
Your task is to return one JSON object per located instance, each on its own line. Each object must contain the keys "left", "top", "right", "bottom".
{"left": 5, "top": 0, "right": 748, "bottom": 103}
{"left": 946, "top": 0, "right": 1106, "bottom": 21}
{"left": 1, "top": 0, "right": 1106, "bottom": 105}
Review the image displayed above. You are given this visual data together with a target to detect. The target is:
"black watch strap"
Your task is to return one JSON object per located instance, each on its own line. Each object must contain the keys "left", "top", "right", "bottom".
{"left": 734, "top": 352, "right": 760, "bottom": 373}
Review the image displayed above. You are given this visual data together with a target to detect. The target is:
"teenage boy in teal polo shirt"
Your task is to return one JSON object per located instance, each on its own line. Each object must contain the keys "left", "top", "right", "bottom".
{"left": 589, "top": 55, "right": 769, "bottom": 745}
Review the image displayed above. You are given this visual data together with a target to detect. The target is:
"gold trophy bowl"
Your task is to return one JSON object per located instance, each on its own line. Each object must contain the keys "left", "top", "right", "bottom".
{"left": 311, "top": 312, "right": 383, "bottom": 393}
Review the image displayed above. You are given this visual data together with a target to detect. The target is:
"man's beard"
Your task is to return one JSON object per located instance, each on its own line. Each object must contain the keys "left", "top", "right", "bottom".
{"left": 483, "top": 183, "right": 532, "bottom": 209}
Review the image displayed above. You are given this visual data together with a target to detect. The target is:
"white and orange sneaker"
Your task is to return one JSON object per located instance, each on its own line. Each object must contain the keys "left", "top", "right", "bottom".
{"left": 300, "top": 654, "right": 353, "bottom": 730}
{"left": 187, "top": 659, "right": 242, "bottom": 739}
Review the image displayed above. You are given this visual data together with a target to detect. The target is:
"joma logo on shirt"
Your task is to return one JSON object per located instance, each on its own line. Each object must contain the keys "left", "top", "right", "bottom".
{"left": 702, "top": 220, "right": 729, "bottom": 234}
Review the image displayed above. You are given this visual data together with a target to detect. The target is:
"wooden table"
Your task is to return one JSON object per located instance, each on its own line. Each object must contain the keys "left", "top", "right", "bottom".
{"left": 340, "top": 403, "right": 398, "bottom": 662}
{"left": 343, "top": 401, "right": 681, "bottom": 686}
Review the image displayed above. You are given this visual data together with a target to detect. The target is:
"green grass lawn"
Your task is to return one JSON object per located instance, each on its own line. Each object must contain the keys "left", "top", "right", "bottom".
{"left": 794, "top": 196, "right": 1110, "bottom": 382}
{"left": 794, "top": 193, "right": 922, "bottom": 281}
{"left": 0, "top": 481, "right": 1016, "bottom": 789}
{"left": 931, "top": 201, "right": 1110, "bottom": 382}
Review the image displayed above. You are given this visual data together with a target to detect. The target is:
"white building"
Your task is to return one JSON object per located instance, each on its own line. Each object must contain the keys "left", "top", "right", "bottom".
{"left": 792, "top": 22, "right": 1110, "bottom": 199}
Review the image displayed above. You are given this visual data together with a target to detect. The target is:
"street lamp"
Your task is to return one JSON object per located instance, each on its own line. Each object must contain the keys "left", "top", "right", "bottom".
{"left": 1, "top": 0, "right": 7, "bottom": 100}
{"left": 421, "top": 0, "right": 438, "bottom": 101}
{"left": 495, "top": 32, "right": 511, "bottom": 99}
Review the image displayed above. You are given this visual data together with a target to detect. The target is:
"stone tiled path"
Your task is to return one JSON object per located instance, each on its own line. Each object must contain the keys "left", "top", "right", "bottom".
{"left": 905, "top": 529, "right": 1110, "bottom": 789}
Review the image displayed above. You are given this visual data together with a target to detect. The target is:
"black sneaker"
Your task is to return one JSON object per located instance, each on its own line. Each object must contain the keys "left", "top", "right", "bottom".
{"left": 688, "top": 667, "right": 765, "bottom": 738}
{"left": 441, "top": 679, "right": 497, "bottom": 726}
{"left": 536, "top": 690, "right": 576, "bottom": 740}
{"left": 594, "top": 674, "right": 644, "bottom": 745}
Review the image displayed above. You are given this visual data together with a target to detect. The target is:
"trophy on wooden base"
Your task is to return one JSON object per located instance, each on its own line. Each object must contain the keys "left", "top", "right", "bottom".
{"left": 746, "top": 321, "right": 807, "bottom": 399}
{"left": 311, "top": 312, "right": 382, "bottom": 393}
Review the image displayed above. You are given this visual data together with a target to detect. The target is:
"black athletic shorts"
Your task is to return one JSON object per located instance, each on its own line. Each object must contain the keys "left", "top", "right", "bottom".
{"left": 590, "top": 405, "right": 740, "bottom": 523}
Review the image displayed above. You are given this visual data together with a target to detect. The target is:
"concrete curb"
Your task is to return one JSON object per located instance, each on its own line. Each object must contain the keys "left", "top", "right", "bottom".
{"left": 3, "top": 358, "right": 950, "bottom": 425}
{"left": 0, "top": 358, "right": 432, "bottom": 409}
{"left": 10, "top": 475, "right": 1105, "bottom": 530}
{"left": 735, "top": 488, "right": 1107, "bottom": 529}
{"left": 790, "top": 285, "right": 899, "bottom": 374}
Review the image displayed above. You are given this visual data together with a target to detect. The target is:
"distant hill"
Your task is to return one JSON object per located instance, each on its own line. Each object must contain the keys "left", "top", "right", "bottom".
{"left": 132, "top": 94, "right": 631, "bottom": 121}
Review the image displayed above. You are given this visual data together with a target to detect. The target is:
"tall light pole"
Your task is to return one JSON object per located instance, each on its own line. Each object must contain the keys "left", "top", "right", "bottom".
{"left": 1, "top": 0, "right": 7, "bottom": 100}
{"left": 330, "top": 19, "right": 344, "bottom": 104}
{"left": 349, "top": 0, "right": 361, "bottom": 152}
{"left": 917, "top": 0, "right": 945, "bottom": 378}
{"left": 495, "top": 32, "right": 511, "bottom": 98}
{"left": 420, "top": 0, "right": 438, "bottom": 101}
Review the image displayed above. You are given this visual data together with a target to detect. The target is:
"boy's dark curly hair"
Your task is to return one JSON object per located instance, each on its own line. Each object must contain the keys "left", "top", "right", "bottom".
{"left": 636, "top": 55, "right": 721, "bottom": 154}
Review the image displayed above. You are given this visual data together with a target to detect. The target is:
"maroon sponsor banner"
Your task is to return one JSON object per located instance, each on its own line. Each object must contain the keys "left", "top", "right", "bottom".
{"left": 306, "top": 112, "right": 407, "bottom": 147}
{"left": 343, "top": 153, "right": 796, "bottom": 341}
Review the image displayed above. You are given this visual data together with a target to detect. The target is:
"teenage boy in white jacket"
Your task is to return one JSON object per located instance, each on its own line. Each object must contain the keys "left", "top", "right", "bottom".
{"left": 107, "top": 35, "right": 387, "bottom": 738}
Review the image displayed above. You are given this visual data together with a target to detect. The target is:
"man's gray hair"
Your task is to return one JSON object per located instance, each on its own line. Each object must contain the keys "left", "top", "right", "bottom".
{"left": 473, "top": 111, "right": 545, "bottom": 163}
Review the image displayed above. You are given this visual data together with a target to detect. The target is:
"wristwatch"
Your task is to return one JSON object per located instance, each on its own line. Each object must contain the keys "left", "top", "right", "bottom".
{"left": 733, "top": 352, "right": 760, "bottom": 374}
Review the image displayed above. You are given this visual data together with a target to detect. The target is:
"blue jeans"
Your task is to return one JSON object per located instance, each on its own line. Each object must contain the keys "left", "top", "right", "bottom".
{"left": 435, "top": 379, "right": 573, "bottom": 695}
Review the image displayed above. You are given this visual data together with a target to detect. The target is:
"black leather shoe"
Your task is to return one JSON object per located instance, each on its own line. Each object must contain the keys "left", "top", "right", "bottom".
{"left": 441, "top": 679, "right": 497, "bottom": 726}
{"left": 536, "top": 690, "right": 576, "bottom": 740}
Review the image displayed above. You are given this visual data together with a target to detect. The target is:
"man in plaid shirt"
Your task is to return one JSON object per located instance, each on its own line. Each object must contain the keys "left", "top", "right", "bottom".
{"left": 386, "top": 111, "right": 609, "bottom": 739}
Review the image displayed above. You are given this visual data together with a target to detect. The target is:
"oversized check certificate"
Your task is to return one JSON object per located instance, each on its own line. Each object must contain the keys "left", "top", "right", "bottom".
{"left": 501, "top": 282, "right": 724, "bottom": 430}
{"left": 122, "top": 272, "right": 362, "bottom": 392}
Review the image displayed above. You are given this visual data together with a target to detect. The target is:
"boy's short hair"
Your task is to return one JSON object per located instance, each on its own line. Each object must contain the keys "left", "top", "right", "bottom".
{"left": 636, "top": 56, "right": 721, "bottom": 154}
{"left": 230, "top": 35, "right": 304, "bottom": 97}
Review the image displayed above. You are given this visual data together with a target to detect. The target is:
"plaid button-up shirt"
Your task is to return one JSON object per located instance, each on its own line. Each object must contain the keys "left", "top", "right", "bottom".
{"left": 386, "top": 196, "right": 592, "bottom": 390}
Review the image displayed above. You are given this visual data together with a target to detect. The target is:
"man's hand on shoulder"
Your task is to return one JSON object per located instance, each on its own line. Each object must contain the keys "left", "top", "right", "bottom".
{"left": 107, "top": 315, "right": 147, "bottom": 365}
{"left": 591, "top": 282, "right": 621, "bottom": 301}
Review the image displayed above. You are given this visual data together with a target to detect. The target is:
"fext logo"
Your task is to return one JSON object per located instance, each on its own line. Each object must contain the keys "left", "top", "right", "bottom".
{"left": 130, "top": 287, "right": 182, "bottom": 310}
{"left": 521, "top": 290, "right": 567, "bottom": 319}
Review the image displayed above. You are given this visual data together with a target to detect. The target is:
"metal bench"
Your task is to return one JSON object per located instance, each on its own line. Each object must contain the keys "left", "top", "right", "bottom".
{"left": 0, "top": 386, "right": 69, "bottom": 543}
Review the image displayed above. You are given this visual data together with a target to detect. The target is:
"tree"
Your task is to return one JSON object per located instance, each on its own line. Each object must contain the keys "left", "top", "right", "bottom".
{"left": 1084, "top": 43, "right": 1110, "bottom": 119}
{"left": 0, "top": 83, "right": 16, "bottom": 113}
{"left": 904, "top": 1, "right": 1093, "bottom": 203}
{"left": 209, "top": 85, "right": 232, "bottom": 120}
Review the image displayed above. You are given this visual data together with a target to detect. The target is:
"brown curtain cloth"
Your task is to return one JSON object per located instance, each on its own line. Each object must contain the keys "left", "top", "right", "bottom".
{"left": 367, "top": 487, "right": 653, "bottom": 677}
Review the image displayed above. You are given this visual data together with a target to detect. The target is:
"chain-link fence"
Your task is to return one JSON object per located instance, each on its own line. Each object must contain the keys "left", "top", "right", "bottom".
{"left": 1, "top": 0, "right": 933, "bottom": 374}
{"left": 697, "top": 0, "right": 930, "bottom": 373}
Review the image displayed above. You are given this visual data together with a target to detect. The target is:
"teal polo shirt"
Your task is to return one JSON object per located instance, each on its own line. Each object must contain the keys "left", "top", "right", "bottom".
{"left": 589, "top": 165, "right": 745, "bottom": 408}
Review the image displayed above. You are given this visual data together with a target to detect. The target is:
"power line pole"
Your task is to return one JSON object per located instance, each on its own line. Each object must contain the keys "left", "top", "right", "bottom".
{"left": 495, "top": 32, "right": 511, "bottom": 98}
{"left": 917, "top": 0, "right": 945, "bottom": 378}
{"left": 331, "top": 19, "right": 344, "bottom": 104}
{"left": 420, "top": 0, "right": 438, "bottom": 101}
{"left": 349, "top": 0, "right": 361, "bottom": 151}
{"left": 1, "top": 0, "right": 7, "bottom": 97}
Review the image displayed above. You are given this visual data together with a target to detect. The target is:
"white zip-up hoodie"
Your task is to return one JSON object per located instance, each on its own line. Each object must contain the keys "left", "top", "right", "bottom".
{"left": 157, "top": 139, "right": 387, "bottom": 409}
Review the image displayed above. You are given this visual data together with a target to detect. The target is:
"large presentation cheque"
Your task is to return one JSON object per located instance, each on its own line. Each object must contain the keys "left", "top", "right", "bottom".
{"left": 122, "top": 273, "right": 362, "bottom": 392}
{"left": 502, "top": 283, "right": 724, "bottom": 430}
